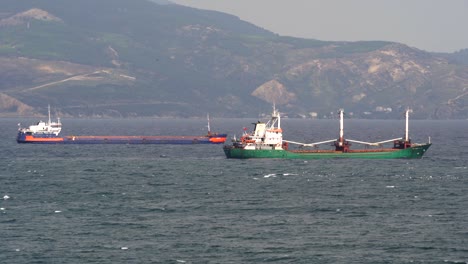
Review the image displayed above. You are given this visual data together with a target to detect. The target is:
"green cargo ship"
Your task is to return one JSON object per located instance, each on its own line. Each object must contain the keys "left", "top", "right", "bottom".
{"left": 223, "top": 108, "right": 431, "bottom": 159}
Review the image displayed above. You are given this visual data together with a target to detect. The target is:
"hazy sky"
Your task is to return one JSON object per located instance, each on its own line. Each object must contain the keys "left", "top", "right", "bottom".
{"left": 170, "top": 0, "right": 468, "bottom": 53}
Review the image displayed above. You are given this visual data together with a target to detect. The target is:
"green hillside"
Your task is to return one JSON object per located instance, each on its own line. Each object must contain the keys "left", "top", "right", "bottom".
{"left": 0, "top": 0, "right": 467, "bottom": 118}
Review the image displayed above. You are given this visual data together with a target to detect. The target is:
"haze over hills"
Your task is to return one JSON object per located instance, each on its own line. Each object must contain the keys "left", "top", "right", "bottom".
{"left": 0, "top": 0, "right": 467, "bottom": 119}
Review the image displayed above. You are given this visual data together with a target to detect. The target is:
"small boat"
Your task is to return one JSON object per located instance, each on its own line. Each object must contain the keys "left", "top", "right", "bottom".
{"left": 17, "top": 108, "right": 227, "bottom": 144}
{"left": 223, "top": 107, "right": 431, "bottom": 159}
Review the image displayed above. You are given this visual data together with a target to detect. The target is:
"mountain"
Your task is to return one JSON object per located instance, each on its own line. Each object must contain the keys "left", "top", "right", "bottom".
{"left": 0, "top": 0, "right": 467, "bottom": 119}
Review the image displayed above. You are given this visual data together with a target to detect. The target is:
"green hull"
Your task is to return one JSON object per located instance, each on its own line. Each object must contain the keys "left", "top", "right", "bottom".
{"left": 224, "top": 144, "right": 431, "bottom": 159}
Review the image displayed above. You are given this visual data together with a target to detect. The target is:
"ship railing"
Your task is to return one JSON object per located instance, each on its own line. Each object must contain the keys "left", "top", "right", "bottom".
{"left": 347, "top": 138, "right": 403, "bottom": 146}
{"left": 368, "top": 138, "right": 404, "bottom": 146}
{"left": 409, "top": 142, "right": 431, "bottom": 147}
{"left": 284, "top": 137, "right": 404, "bottom": 148}
{"left": 283, "top": 139, "right": 336, "bottom": 147}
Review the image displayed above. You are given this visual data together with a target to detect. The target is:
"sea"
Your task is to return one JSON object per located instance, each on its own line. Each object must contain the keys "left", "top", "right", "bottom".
{"left": 1, "top": 117, "right": 467, "bottom": 264}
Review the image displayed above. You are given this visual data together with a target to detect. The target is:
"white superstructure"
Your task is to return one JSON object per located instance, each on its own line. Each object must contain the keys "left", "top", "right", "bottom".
{"left": 18, "top": 105, "right": 62, "bottom": 136}
{"left": 237, "top": 106, "right": 284, "bottom": 150}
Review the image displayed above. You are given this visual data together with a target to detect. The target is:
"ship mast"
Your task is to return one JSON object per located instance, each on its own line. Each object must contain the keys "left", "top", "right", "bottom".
{"left": 333, "top": 109, "right": 350, "bottom": 152}
{"left": 267, "top": 104, "right": 281, "bottom": 130}
{"left": 275, "top": 105, "right": 280, "bottom": 129}
{"left": 206, "top": 113, "right": 211, "bottom": 135}
{"left": 405, "top": 109, "right": 410, "bottom": 142}
{"left": 339, "top": 109, "right": 344, "bottom": 145}
{"left": 48, "top": 104, "right": 51, "bottom": 124}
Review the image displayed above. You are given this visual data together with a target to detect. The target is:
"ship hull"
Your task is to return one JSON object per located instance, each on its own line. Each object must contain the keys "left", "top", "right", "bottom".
{"left": 17, "top": 132, "right": 227, "bottom": 144}
{"left": 223, "top": 143, "right": 431, "bottom": 159}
